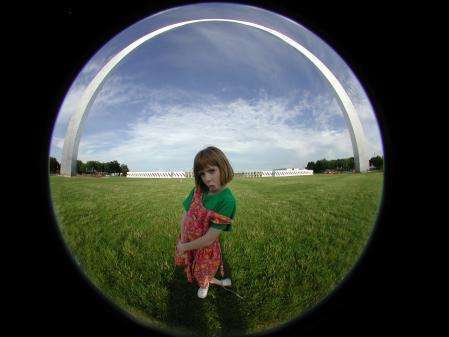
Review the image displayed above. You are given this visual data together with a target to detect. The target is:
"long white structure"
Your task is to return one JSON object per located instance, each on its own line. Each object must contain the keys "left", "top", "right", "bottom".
{"left": 241, "top": 170, "right": 273, "bottom": 178}
{"left": 126, "top": 169, "right": 313, "bottom": 179}
{"left": 273, "top": 169, "right": 313, "bottom": 177}
{"left": 127, "top": 171, "right": 186, "bottom": 178}
{"left": 240, "top": 168, "right": 313, "bottom": 178}
{"left": 61, "top": 18, "right": 369, "bottom": 176}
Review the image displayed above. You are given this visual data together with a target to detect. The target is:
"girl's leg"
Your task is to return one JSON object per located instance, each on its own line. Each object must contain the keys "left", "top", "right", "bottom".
{"left": 210, "top": 277, "right": 221, "bottom": 285}
{"left": 210, "top": 277, "right": 232, "bottom": 287}
{"left": 197, "top": 283, "right": 209, "bottom": 299}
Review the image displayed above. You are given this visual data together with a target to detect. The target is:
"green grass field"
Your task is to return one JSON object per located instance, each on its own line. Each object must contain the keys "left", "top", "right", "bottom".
{"left": 49, "top": 172, "right": 383, "bottom": 337}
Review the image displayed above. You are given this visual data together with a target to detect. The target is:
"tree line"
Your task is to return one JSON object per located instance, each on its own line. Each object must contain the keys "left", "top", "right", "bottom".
{"left": 49, "top": 157, "right": 129, "bottom": 176}
{"left": 50, "top": 155, "right": 383, "bottom": 176}
{"left": 306, "top": 155, "right": 383, "bottom": 173}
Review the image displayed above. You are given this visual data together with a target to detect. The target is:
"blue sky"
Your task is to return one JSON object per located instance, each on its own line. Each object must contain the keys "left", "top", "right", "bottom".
{"left": 50, "top": 3, "right": 383, "bottom": 171}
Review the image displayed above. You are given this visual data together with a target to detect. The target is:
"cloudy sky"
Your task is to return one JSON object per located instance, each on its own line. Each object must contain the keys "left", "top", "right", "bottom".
{"left": 50, "top": 3, "right": 383, "bottom": 172}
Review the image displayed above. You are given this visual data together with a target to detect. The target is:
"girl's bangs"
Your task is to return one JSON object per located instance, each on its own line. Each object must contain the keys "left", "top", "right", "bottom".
{"left": 194, "top": 152, "right": 217, "bottom": 173}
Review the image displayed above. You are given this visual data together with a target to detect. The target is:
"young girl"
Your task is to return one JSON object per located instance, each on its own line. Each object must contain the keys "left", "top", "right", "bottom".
{"left": 175, "top": 146, "right": 236, "bottom": 299}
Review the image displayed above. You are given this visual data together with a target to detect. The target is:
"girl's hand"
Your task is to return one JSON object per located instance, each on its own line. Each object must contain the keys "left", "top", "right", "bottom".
{"left": 176, "top": 242, "right": 186, "bottom": 254}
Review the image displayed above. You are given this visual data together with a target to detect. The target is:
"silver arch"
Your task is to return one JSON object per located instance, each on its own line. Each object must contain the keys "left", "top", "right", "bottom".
{"left": 61, "top": 19, "right": 369, "bottom": 176}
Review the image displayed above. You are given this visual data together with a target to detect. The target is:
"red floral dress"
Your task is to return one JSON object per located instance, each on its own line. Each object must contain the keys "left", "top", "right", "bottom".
{"left": 175, "top": 187, "right": 232, "bottom": 288}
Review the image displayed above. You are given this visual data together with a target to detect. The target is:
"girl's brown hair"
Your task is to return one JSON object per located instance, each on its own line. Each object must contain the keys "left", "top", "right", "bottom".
{"left": 193, "top": 146, "right": 234, "bottom": 191}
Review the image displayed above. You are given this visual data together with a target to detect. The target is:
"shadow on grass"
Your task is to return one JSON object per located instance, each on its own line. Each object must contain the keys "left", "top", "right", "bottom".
{"left": 166, "top": 256, "right": 247, "bottom": 337}
{"left": 213, "top": 257, "right": 248, "bottom": 337}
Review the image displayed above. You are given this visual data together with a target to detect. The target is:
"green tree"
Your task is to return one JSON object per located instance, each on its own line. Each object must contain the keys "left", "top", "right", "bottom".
{"left": 314, "top": 158, "right": 329, "bottom": 173}
{"left": 77, "top": 160, "right": 86, "bottom": 174}
{"left": 82, "top": 160, "right": 126, "bottom": 175}
{"left": 120, "top": 164, "right": 129, "bottom": 176}
{"left": 98, "top": 161, "right": 105, "bottom": 173}
{"left": 85, "top": 161, "right": 97, "bottom": 174}
{"left": 103, "top": 161, "right": 111, "bottom": 174}
{"left": 369, "top": 155, "right": 384, "bottom": 170}
{"left": 306, "top": 157, "right": 355, "bottom": 173}
{"left": 306, "top": 161, "right": 315, "bottom": 171}
{"left": 344, "top": 157, "right": 354, "bottom": 171}
{"left": 314, "top": 159, "right": 322, "bottom": 173}
{"left": 335, "top": 158, "right": 344, "bottom": 171}
{"left": 49, "top": 157, "right": 60, "bottom": 174}
{"left": 110, "top": 160, "right": 121, "bottom": 174}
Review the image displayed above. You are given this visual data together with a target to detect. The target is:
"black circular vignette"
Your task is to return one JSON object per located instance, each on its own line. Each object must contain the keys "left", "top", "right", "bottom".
{"left": 17, "top": 1, "right": 407, "bottom": 336}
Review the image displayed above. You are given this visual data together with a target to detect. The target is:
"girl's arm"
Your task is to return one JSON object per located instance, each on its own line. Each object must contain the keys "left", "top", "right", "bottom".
{"left": 180, "top": 210, "right": 192, "bottom": 241}
{"left": 180, "top": 210, "right": 186, "bottom": 234}
{"left": 178, "top": 227, "right": 221, "bottom": 252}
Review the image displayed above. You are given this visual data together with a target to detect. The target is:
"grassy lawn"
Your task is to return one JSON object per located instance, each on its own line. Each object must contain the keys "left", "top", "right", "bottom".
{"left": 49, "top": 172, "right": 383, "bottom": 336}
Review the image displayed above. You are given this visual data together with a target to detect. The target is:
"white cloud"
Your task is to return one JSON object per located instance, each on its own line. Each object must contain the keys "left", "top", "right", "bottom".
{"left": 55, "top": 82, "right": 87, "bottom": 127}
{"left": 52, "top": 70, "right": 382, "bottom": 171}
{"left": 81, "top": 58, "right": 105, "bottom": 77}
{"left": 76, "top": 90, "right": 356, "bottom": 171}
{"left": 55, "top": 55, "right": 112, "bottom": 124}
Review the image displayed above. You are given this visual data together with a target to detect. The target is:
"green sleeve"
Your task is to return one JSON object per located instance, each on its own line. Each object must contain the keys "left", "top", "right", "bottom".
{"left": 182, "top": 188, "right": 195, "bottom": 212}
{"left": 211, "top": 195, "right": 236, "bottom": 232}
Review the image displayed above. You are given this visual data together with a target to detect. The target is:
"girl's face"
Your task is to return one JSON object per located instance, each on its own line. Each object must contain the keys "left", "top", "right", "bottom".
{"left": 199, "top": 165, "right": 222, "bottom": 194}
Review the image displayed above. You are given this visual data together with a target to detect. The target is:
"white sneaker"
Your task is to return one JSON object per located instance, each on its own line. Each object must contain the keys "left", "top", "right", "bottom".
{"left": 220, "top": 278, "right": 232, "bottom": 287}
{"left": 197, "top": 284, "right": 209, "bottom": 299}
